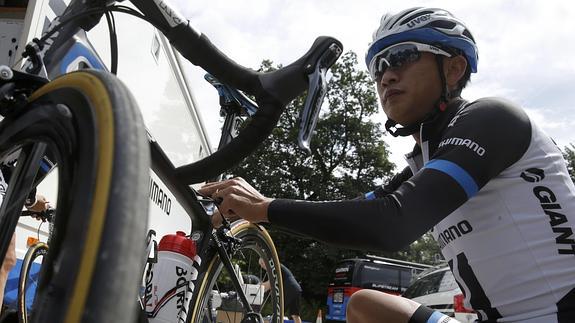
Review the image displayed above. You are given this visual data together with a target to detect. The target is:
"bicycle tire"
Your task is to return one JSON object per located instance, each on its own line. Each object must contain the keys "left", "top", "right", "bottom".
{"left": 0, "top": 70, "right": 150, "bottom": 323}
{"left": 18, "top": 242, "right": 49, "bottom": 323}
{"left": 188, "top": 221, "right": 284, "bottom": 323}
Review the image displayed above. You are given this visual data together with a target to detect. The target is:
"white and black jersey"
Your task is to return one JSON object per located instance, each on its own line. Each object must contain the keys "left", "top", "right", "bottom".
{"left": 268, "top": 98, "right": 575, "bottom": 322}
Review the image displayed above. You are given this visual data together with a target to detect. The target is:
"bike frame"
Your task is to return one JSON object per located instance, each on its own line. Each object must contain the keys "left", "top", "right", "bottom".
{"left": 4, "top": 0, "right": 342, "bottom": 320}
{"left": 10, "top": 0, "right": 272, "bottom": 319}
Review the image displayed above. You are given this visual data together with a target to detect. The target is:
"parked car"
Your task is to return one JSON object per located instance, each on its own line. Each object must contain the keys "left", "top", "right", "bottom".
{"left": 402, "top": 266, "right": 478, "bottom": 323}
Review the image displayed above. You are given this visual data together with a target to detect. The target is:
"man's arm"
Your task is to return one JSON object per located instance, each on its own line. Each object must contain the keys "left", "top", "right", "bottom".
{"left": 268, "top": 98, "right": 532, "bottom": 251}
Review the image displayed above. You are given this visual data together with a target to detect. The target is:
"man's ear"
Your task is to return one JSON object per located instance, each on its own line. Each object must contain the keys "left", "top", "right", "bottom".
{"left": 444, "top": 55, "right": 467, "bottom": 89}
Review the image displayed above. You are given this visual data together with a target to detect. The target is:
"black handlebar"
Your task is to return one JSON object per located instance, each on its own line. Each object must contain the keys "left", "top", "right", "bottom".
{"left": 34, "top": 1, "right": 343, "bottom": 185}
{"left": 166, "top": 22, "right": 342, "bottom": 184}
{"left": 21, "top": 208, "right": 55, "bottom": 222}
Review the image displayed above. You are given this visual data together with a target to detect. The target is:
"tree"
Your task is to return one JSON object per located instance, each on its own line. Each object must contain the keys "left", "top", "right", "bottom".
{"left": 228, "top": 52, "right": 440, "bottom": 317}
{"left": 563, "top": 144, "right": 575, "bottom": 182}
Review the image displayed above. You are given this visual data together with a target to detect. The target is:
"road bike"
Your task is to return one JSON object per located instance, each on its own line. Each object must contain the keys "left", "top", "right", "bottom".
{"left": 0, "top": 1, "right": 342, "bottom": 322}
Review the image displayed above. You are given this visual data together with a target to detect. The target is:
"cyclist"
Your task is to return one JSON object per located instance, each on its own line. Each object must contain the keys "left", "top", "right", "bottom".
{"left": 259, "top": 259, "right": 303, "bottom": 323}
{"left": 200, "top": 7, "right": 575, "bottom": 323}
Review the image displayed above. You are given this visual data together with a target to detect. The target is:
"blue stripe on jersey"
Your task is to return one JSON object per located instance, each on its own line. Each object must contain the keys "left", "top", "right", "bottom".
{"left": 425, "top": 159, "right": 478, "bottom": 199}
{"left": 364, "top": 191, "right": 376, "bottom": 200}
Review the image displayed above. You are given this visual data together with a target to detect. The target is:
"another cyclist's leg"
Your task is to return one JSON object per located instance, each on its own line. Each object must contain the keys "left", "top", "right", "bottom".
{"left": 284, "top": 291, "right": 302, "bottom": 323}
{"left": 347, "top": 289, "right": 460, "bottom": 323}
{"left": 0, "top": 234, "right": 16, "bottom": 307}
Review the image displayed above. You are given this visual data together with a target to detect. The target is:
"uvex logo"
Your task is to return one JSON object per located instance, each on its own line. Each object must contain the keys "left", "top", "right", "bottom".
{"left": 521, "top": 168, "right": 545, "bottom": 183}
{"left": 407, "top": 14, "right": 431, "bottom": 28}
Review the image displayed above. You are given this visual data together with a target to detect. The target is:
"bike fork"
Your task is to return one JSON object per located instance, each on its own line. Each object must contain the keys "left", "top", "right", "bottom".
{"left": 213, "top": 233, "right": 263, "bottom": 323}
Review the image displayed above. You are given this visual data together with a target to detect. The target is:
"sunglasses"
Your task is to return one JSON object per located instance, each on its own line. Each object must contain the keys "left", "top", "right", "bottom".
{"left": 369, "top": 42, "right": 452, "bottom": 81}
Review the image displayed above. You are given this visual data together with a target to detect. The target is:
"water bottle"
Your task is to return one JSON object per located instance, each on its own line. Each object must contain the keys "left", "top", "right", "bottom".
{"left": 144, "top": 231, "right": 197, "bottom": 323}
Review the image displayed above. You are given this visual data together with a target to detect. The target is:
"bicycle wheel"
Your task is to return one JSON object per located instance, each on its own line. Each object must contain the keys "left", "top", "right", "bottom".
{"left": 18, "top": 242, "right": 48, "bottom": 323}
{"left": 189, "top": 221, "right": 284, "bottom": 323}
{"left": 0, "top": 70, "right": 150, "bottom": 323}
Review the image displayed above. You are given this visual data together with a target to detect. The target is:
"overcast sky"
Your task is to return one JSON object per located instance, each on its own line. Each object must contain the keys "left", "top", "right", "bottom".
{"left": 170, "top": 0, "right": 575, "bottom": 169}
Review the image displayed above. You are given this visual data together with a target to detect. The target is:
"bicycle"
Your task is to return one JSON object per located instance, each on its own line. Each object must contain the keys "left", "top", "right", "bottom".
{"left": 0, "top": 1, "right": 342, "bottom": 322}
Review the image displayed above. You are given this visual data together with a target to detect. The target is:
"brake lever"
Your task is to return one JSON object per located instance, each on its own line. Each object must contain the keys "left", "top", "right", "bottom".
{"left": 297, "top": 42, "right": 343, "bottom": 153}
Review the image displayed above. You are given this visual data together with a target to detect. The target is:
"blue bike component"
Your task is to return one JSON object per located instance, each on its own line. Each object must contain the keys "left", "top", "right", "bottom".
{"left": 60, "top": 41, "right": 106, "bottom": 75}
{"left": 204, "top": 73, "right": 258, "bottom": 116}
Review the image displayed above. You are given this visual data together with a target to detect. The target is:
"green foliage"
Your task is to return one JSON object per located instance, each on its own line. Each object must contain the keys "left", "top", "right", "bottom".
{"left": 563, "top": 143, "right": 575, "bottom": 182}
{"left": 227, "top": 52, "right": 440, "bottom": 320}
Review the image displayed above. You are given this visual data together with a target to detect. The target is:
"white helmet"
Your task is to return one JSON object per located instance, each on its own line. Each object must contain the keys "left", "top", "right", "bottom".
{"left": 366, "top": 7, "right": 478, "bottom": 80}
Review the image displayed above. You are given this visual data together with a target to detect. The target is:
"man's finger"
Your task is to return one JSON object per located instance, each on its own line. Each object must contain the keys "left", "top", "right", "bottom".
{"left": 199, "top": 180, "right": 232, "bottom": 196}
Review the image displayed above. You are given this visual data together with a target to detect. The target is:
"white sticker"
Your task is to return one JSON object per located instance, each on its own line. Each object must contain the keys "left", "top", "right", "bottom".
{"left": 153, "top": 0, "right": 187, "bottom": 27}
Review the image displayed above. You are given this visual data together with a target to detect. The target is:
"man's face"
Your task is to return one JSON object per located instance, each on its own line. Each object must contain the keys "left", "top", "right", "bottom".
{"left": 376, "top": 52, "right": 442, "bottom": 126}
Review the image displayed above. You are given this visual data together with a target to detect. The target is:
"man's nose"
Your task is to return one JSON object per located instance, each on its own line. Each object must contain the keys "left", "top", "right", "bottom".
{"left": 379, "top": 68, "right": 399, "bottom": 87}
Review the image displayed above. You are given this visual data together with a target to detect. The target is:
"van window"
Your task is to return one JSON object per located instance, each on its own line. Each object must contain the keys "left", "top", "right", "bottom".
{"left": 358, "top": 264, "right": 400, "bottom": 292}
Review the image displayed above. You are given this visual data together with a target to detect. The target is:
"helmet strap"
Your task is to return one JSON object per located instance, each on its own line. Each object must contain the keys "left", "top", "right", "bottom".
{"left": 435, "top": 55, "right": 451, "bottom": 112}
{"left": 385, "top": 119, "right": 420, "bottom": 137}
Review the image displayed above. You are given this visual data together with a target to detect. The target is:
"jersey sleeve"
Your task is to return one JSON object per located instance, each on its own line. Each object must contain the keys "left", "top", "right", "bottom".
{"left": 364, "top": 166, "right": 413, "bottom": 199}
{"left": 268, "top": 98, "right": 532, "bottom": 252}
{"left": 428, "top": 97, "right": 531, "bottom": 194}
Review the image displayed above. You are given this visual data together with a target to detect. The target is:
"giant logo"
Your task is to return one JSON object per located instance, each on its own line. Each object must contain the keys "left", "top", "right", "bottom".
{"left": 521, "top": 168, "right": 545, "bottom": 183}
{"left": 532, "top": 185, "right": 575, "bottom": 255}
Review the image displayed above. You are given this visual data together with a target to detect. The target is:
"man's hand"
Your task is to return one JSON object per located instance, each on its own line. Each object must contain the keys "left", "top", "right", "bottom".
{"left": 261, "top": 280, "right": 271, "bottom": 292}
{"left": 26, "top": 194, "right": 50, "bottom": 213}
{"left": 199, "top": 177, "right": 273, "bottom": 224}
{"left": 210, "top": 210, "right": 240, "bottom": 229}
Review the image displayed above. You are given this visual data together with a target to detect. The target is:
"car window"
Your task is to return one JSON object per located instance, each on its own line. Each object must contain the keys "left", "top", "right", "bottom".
{"left": 438, "top": 269, "right": 459, "bottom": 292}
{"left": 402, "top": 270, "right": 446, "bottom": 299}
{"left": 399, "top": 268, "right": 414, "bottom": 293}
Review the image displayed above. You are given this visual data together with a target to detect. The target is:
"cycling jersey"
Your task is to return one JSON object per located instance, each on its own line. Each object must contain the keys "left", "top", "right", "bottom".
{"left": 268, "top": 97, "right": 575, "bottom": 322}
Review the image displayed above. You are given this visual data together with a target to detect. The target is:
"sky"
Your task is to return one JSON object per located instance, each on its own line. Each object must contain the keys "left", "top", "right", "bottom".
{"left": 169, "top": 0, "right": 575, "bottom": 170}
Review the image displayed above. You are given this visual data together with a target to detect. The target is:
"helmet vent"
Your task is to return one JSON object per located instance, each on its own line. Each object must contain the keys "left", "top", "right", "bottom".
{"left": 428, "top": 20, "right": 457, "bottom": 30}
{"left": 463, "top": 29, "right": 475, "bottom": 42}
